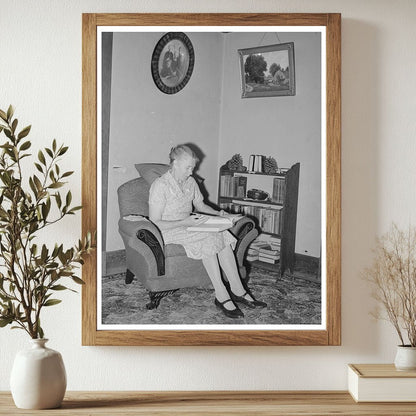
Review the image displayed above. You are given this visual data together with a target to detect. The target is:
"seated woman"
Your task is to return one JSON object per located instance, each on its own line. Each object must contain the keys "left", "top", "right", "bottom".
{"left": 149, "top": 144, "right": 266, "bottom": 319}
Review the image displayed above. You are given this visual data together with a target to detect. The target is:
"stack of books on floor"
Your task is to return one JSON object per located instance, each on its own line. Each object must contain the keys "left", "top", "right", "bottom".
{"left": 246, "top": 237, "right": 281, "bottom": 264}
{"left": 258, "top": 246, "right": 280, "bottom": 264}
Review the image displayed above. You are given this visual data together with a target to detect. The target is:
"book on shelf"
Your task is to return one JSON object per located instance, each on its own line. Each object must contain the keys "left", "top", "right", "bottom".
{"left": 272, "top": 177, "right": 286, "bottom": 204}
{"left": 220, "top": 174, "right": 247, "bottom": 198}
{"left": 186, "top": 213, "right": 242, "bottom": 232}
{"left": 348, "top": 364, "right": 416, "bottom": 402}
{"left": 224, "top": 203, "right": 282, "bottom": 235}
{"left": 248, "top": 154, "right": 264, "bottom": 172}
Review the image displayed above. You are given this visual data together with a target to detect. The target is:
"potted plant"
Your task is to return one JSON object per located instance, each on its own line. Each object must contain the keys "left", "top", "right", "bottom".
{"left": 363, "top": 223, "right": 416, "bottom": 370}
{"left": 0, "top": 105, "right": 94, "bottom": 408}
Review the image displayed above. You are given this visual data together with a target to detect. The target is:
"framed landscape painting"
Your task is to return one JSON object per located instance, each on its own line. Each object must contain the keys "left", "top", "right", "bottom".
{"left": 82, "top": 13, "right": 341, "bottom": 346}
{"left": 239, "top": 42, "right": 296, "bottom": 98}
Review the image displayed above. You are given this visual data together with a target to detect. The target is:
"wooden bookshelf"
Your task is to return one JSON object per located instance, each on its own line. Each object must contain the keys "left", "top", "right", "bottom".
{"left": 218, "top": 163, "right": 299, "bottom": 276}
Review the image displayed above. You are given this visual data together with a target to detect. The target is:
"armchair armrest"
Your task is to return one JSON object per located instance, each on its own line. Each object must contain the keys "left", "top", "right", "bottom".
{"left": 229, "top": 216, "right": 258, "bottom": 276}
{"left": 118, "top": 216, "right": 166, "bottom": 276}
{"left": 229, "top": 216, "right": 256, "bottom": 240}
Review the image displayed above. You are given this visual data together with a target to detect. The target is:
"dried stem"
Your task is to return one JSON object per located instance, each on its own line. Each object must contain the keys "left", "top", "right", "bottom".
{"left": 363, "top": 223, "right": 416, "bottom": 347}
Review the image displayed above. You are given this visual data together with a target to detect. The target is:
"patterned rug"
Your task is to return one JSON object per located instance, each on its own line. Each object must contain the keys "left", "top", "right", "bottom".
{"left": 101, "top": 266, "right": 321, "bottom": 326}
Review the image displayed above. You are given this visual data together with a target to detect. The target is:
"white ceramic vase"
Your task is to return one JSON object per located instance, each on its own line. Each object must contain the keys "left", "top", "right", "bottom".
{"left": 394, "top": 345, "right": 416, "bottom": 371}
{"left": 10, "top": 338, "right": 67, "bottom": 409}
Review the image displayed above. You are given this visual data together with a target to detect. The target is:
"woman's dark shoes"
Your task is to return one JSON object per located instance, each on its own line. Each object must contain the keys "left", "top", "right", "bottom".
{"left": 215, "top": 298, "right": 244, "bottom": 319}
{"left": 230, "top": 291, "right": 267, "bottom": 309}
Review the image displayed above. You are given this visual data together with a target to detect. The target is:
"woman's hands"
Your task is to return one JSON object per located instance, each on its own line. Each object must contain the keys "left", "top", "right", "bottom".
{"left": 220, "top": 211, "right": 242, "bottom": 223}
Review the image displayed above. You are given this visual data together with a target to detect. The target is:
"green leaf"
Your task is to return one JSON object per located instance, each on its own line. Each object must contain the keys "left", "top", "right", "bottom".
{"left": 29, "top": 177, "right": 37, "bottom": 196}
{"left": 71, "top": 276, "right": 85, "bottom": 285}
{"left": 17, "top": 125, "right": 31, "bottom": 140}
{"left": 69, "top": 206, "right": 82, "bottom": 214}
{"left": 38, "top": 325, "right": 44, "bottom": 339}
{"left": 52, "top": 139, "right": 57, "bottom": 152}
{"left": 38, "top": 150, "right": 46, "bottom": 165}
{"left": 31, "top": 244, "right": 38, "bottom": 256}
{"left": 0, "top": 109, "right": 7, "bottom": 121}
{"left": 0, "top": 317, "right": 13, "bottom": 327}
{"left": 6, "top": 105, "right": 14, "bottom": 122}
{"left": 4, "top": 129, "right": 12, "bottom": 140}
{"left": 45, "top": 148, "right": 53, "bottom": 158}
{"left": 33, "top": 175, "right": 43, "bottom": 194}
{"left": 55, "top": 192, "right": 62, "bottom": 208}
{"left": 50, "top": 285, "right": 68, "bottom": 291}
{"left": 65, "top": 191, "right": 72, "bottom": 207}
{"left": 48, "top": 182, "right": 64, "bottom": 189}
{"left": 19, "top": 140, "right": 31, "bottom": 151}
{"left": 58, "top": 146, "right": 68, "bottom": 156}
{"left": 41, "top": 202, "right": 50, "bottom": 220}
{"left": 11, "top": 118, "right": 18, "bottom": 133}
{"left": 41, "top": 244, "right": 48, "bottom": 262}
{"left": 61, "top": 171, "right": 74, "bottom": 178}
{"left": 43, "top": 299, "right": 62, "bottom": 307}
{"left": 34, "top": 162, "right": 43, "bottom": 173}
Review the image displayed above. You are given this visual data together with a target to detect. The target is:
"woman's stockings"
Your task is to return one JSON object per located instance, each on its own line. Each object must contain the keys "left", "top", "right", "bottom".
{"left": 218, "top": 245, "right": 254, "bottom": 301}
{"left": 202, "top": 255, "right": 236, "bottom": 310}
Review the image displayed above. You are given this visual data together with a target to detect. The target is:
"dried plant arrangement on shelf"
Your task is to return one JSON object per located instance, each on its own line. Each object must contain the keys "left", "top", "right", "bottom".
{"left": 0, "top": 105, "right": 95, "bottom": 339}
{"left": 363, "top": 223, "right": 416, "bottom": 346}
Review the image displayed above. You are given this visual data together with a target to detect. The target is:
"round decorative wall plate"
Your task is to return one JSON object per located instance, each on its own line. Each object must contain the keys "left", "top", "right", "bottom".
{"left": 151, "top": 32, "right": 195, "bottom": 94}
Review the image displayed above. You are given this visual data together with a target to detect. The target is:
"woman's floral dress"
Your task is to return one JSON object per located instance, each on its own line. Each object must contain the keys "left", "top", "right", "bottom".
{"left": 149, "top": 171, "right": 235, "bottom": 259}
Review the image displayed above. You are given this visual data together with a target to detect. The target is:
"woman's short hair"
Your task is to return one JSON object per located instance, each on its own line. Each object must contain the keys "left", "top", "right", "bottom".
{"left": 169, "top": 145, "right": 199, "bottom": 165}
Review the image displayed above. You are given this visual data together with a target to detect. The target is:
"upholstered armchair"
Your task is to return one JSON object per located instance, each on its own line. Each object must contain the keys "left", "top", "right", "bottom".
{"left": 117, "top": 163, "right": 258, "bottom": 309}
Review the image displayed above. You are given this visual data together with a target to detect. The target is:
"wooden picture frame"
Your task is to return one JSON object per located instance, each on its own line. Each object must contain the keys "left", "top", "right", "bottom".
{"left": 82, "top": 13, "right": 341, "bottom": 346}
{"left": 239, "top": 42, "right": 296, "bottom": 98}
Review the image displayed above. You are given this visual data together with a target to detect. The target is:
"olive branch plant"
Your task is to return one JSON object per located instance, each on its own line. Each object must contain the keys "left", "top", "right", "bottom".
{"left": 0, "top": 105, "right": 94, "bottom": 339}
{"left": 363, "top": 223, "right": 416, "bottom": 347}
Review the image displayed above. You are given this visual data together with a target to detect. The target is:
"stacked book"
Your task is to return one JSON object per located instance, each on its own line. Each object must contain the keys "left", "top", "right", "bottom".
{"left": 246, "top": 239, "right": 270, "bottom": 262}
{"left": 268, "top": 235, "right": 282, "bottom": 251}
{"left": 246, "top": 238, "right": 281, "bottom": 264}
{"left": 258, "top": 245, "right": 280, "bottom": 264}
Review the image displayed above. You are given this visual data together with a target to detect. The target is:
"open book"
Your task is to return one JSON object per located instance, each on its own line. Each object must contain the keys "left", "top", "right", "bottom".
{"left": 187, "top": 213, "right": 242, "bottom": 232}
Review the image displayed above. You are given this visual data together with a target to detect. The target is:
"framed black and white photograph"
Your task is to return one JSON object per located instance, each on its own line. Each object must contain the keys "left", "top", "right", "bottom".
{"left": 82, "top": 13, "right": 341, "bottom": 346}
{"left": 151, "top": 31, "right": 195, "bottom": 94}
{"left": 239, "top": 42, "right": 296, "bottom": 98}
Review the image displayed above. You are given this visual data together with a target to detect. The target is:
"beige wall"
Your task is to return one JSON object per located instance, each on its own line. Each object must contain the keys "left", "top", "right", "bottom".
{"left": 107, "top": 31, "right": 321, "bottom": 256}
{"left": 106, "top": 32, "right": 224, "bottom": 251}
{"left": 219, "top": 32, "right": 321, "bottom": 256}
{"left": 1, "top": 0, "right": 416, "bottom": 392}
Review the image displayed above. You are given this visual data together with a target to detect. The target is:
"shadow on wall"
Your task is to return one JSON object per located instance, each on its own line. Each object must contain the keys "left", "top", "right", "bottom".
{"left": 183, "top": 141, "right": 218, "bottom": 210}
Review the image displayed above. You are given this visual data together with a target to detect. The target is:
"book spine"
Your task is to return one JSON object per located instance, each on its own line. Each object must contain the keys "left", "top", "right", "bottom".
{"left": 249, "top": 155, "right": 255, "bottom": 172}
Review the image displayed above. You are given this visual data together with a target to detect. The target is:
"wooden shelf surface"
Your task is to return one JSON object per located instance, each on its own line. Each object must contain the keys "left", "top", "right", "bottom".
{"left": 1, "top": 391, "right": 416, "bottom": 415}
